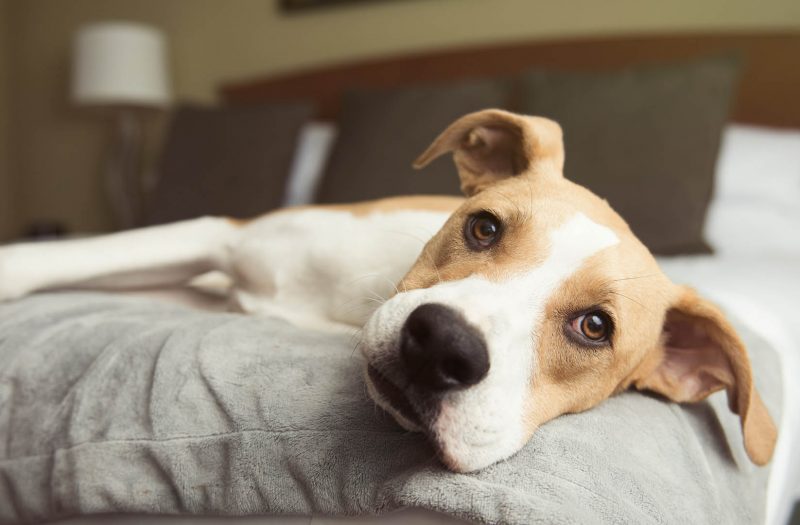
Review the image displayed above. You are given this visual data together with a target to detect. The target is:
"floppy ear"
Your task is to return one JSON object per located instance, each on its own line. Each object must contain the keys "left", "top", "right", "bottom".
{"left": 413, "top": 109, "right": 565, "bottom": 196}
{"left": 633, "top": 286, "right": 777, "bottom": 466}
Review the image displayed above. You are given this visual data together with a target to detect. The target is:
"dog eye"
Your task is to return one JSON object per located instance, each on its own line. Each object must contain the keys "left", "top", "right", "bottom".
{"left": 465, "top": 212, "right": 502, "bottom": 250}
{"left": 570, "top": 311, "right": 612, "bottom": 343}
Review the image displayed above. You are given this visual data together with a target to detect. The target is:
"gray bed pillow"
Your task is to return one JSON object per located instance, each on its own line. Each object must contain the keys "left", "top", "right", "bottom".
{"left": 0, "top": 293, "right": 780, "bottom": 524}
{"left": 519, "top": 56, "right": 740, "bottom": 255}
{"left": 315, "top": 79, "right": 512, "bottom": 203}
{"left": 145, "top": 102, "right": 313, "bottom": 225}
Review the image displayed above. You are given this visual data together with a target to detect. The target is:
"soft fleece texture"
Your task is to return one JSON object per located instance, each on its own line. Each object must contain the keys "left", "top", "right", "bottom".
{"left": 0, "top": 293, "right": 781, "bottom": 524}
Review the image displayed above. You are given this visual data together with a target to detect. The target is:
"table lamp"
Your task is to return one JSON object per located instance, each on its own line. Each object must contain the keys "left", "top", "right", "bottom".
{"left": 72, "top": 21, "right": 171, "bottom": 229}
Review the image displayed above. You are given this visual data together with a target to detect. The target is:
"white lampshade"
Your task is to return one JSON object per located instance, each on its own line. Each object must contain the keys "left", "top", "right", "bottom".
{"left": 72, "top": 22, "right": 171, "bottom": 107}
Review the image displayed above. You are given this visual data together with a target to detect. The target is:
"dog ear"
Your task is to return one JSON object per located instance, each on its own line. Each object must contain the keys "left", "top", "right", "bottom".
{"left": 632, "top": 286, "right": 777, "bottom": 466}
{"left": 413, "top": 109, "right": 565, "bottom": 196}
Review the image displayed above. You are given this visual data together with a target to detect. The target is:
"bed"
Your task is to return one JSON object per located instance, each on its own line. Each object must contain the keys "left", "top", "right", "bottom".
{"left": 2, "top": 32, "right": 799, "bottom": 525}
{"left": 660, "top": 124, "right": 800, "bottom": 525}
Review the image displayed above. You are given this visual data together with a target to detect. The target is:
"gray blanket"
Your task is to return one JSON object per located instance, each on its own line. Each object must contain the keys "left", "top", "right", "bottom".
{"left": 0, "top": 293, "right": 781, "bottom": 524}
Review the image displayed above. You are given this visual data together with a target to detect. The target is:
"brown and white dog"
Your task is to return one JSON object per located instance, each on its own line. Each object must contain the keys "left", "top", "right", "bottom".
{"left": 0, "top": 109, "right": 777, "bottom": 473}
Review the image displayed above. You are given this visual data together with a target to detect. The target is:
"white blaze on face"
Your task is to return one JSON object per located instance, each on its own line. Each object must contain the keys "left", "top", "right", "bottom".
{"left": 362, "top": 212, "right": 619, "bottom": 472}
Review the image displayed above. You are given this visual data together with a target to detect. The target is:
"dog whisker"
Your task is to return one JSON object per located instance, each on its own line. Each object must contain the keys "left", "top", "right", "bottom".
{"left": 378, "top": 228, "right": 444, "bottom": 282}
{"left": 526, "top": 176, "right": 535, "bottom": 222}
{"left": 363, "top": 287, "right": 388, "bottom": 303}
{"left": 611, "top": 273, "right": 659, "bottom": 283}
{"left": 609, "top": 290, "right": 651, "bottom": 312}
{"left": 494, "top": 190, "right": 523, "bottom": 218}
{"left": 343, "top": 272, "right": 384, "bottom": 286}
{"left": 349, "top": 328, "right": 364, "bottom": 350}
{"left": 380, "top": 229, "right": 429, "bottom": 246}
{"left": 351, "top": 340, "right": 361, "bottom": 358}
{"left": 376, "top": 274, "right": 401, "bottom": 297}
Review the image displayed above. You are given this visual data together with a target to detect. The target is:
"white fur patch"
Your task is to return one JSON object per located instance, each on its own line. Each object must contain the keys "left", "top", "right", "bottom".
{"left": 231, "top": 209, "right": 451, "bottom": 329}
{"left": 362, "top": 212, "right": 619, "bottom": 471}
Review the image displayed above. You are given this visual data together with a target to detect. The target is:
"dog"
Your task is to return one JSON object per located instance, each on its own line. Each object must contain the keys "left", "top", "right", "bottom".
{"left": 0, "top": 109, "right": 776, "bottom": 473}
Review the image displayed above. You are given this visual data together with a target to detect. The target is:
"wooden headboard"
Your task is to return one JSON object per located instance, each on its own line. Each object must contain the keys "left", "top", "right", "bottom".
{"left": 221, "top": 32, "right": 800, "bottom": 128}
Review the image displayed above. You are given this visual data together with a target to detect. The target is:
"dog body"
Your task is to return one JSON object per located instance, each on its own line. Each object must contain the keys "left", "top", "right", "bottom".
{"left": 0, "top": 196, "right": 460, "bottom": 329}
{"left": 0, "top": 110, "right": 776, "bottom": 473}
{"left": 229, "top": 197, "right": 461, "bottom": 329}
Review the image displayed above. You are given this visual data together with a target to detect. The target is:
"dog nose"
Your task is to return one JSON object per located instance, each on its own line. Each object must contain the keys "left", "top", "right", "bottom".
{"left": 400, "top": 303, "right": 489, "bottom": 391}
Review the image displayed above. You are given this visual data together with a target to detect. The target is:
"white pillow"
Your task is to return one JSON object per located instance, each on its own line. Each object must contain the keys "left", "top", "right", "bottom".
{"left": 706, "top": 124, "right": 800, "bottom": 257}
{"left": 283, "top": 121, "right": 338, "bottom": 207}
{"left": 713, "top": 124, "right": 800, "bottom": 208}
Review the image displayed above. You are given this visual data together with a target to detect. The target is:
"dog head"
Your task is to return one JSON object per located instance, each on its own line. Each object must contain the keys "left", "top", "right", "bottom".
{"left": 361, "top": 109, "right": 777, "bottom": 472}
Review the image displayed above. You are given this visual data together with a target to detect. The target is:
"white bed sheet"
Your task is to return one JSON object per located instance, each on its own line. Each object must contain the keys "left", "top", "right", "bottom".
{"left": 657, "top": 255, "right": 800, "bottom": 525}
{"left": 284, "top": 122, "right": 338, "bottom": 207}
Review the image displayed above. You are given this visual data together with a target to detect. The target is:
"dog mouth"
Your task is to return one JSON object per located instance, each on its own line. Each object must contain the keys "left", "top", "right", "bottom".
{"left": 366, "top": 363, "right": 523, "bottom": 473}
{"left": 366, "top": 365, "right": 423, "bottom": 428}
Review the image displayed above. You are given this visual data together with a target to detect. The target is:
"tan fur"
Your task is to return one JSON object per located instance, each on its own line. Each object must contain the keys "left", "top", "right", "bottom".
{"left": 414, "top": 109, "right": 565, "bottom": 196}
{"left": 399, "top": 109, "right": 777, "bottom": 466}
{"left": 231, "top": 195, "right": 464, "bottom": 226}
{"left": 527, "top": 252, "right": 672, "bottom": 428}
{"left": 323, "top": 195, "right": 464, "bottom": 216}
{"left": 628, "top": 287, "right": 778, "bottom": 466}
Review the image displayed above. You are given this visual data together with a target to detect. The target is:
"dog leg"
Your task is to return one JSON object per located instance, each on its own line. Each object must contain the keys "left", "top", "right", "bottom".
{"left": 0, "top": 217, "right": 240, "bottom": 301}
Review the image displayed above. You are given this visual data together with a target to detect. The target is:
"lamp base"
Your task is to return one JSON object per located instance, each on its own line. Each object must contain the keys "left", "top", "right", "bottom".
{"left": 106, "top": 110, "right": 144, "bottom": 230}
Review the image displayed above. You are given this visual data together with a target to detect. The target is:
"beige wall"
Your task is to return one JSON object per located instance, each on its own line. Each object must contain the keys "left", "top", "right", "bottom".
{"left": 6, "top": 0, "right": 800, "bottom": 235}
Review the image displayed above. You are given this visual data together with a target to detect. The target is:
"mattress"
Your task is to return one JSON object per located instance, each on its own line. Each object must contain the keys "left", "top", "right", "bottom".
{"left": 658, "top": 257, "right": 800, "bottom": 525}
